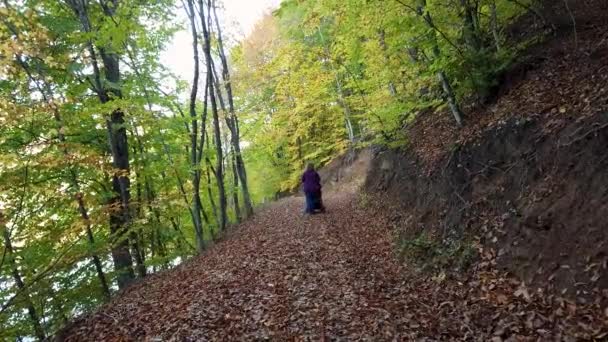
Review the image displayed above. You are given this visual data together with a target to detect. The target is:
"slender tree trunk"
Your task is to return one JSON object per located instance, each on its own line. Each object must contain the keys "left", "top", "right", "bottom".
{"left": 123, "top": 43, "right": 196, "bottom": 256}
{"left": 415, "top": 0, "right": 465, "bottom": 126}
{"left": 143, "top": 179, "right": 167, "bottom": 264}
{"left": 130, "top": 231, "right": 146, "bottom": 278}
{"left": 209, "top": 62, "right": 242, "bottom": 224}
{"left": 205, "top": 154, "right": 219, "bottom": 226}
{"left": 438, "top": 71, "right": 464, "bottom": 126}
{"left": 296, "top": 136, "right": 304, "bottom": 168}
{"left": 336, "top": 80, "right": 356, "bottom": 144}
{"left": 331, "top": 61, "right": 356, "bottom": 145}
{"left": 490, "top": 0, "right": 501, "bottom": 52}
{"left": 507, "top": 0, "right": 555, "bottom": 31}
{"left": 197, "top": 71, "right": 211, "bottom": 228}
{"left": 157, "top": 124, "right": 200, "bottom": 240}
{"left": 185, "top": 0, "right": 206, "bottom": 252}
{"left": 460, "top": 0, "right": 481, "bottom": 51}
{"left": 231, "top": 150, "right": 242, "bottom": 223}
{"left": 168, "top": 215, "right": 187, "bottom": 253}
{"left": 199, "top": 0, "right": 227, "bottom": 231}
{"left": 130, "top": 149, "right": 146, "bottom": 278}
{"left": 132, "top": 124, "right": 168, "bottom": 271}
{"left": 1, "top": 221, "right": 46, "bottom": 341}
{"left": 134, "top": 164, "right": 143, "bottom": 218}
{"left": 232, "top": 138, "right": 252, "bottom": 217}
{"left": 211, "top": 2, "right": 254, "bottom": 218}
{"left": 378, "top": 30, "right": 397, "bottom": 97}
{"left": 318, "top": 27, "right": 356, "bottom": 145}
{"left": 563, "top": 0, "right": 578, "bottom": 49}
{"left": 76, "top": 193, "right": 111, "bottom": 300}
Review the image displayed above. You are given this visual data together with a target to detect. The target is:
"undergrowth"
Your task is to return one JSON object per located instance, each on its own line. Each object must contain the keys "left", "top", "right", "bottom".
{"left": 358, "top": 192, "right": 476, "bottom": 274}
{"left": 398, "top": 231, "right": 477, "bottom": 273}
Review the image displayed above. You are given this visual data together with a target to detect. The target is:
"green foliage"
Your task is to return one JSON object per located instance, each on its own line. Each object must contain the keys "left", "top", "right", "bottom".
{"left": 234, "top": 0, "right": 531, "bottom": 196}
{"left": 0, "top": 0, "right": 206, "bottom": 339}
{"left": 399, "top": 231, "right": 476, "bottom": 273}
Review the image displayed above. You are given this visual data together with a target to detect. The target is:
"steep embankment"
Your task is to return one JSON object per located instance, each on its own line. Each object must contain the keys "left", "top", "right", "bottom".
{"left": 364, "top": 0, "right": 608, "bottom": 305}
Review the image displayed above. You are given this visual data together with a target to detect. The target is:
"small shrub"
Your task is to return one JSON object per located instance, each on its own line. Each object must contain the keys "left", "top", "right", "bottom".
{"left": 399, "top": 231, "right": 476, "bottom": 273}
{"left": 358, "top": 192, "right": 371, "bottom": 207}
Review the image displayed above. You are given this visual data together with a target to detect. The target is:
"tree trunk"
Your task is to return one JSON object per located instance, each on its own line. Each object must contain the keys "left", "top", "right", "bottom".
{"left": 1, "top": 222, "right": 46, "bottom": 341}
{"left": 318, "top": 27, "right": 356, "bottom": 145}
{"left": 438, "top": 71, "right": 464, "bottom": 126}
{"left": 296, "top": 136, "right": 304, "bottom": 168}
{"left": 67, "top": 0, "right": 136, "bottom": 289}
{"left": 185, "top": 0, "right": 206, "bottom": 252}
{"left": 209, "top": 63, "right": 242, "bottom": 224}
{"left": 123, "top": 41, "right": 196, "bottom": 257}
{"left": 199, "top": 0, "right": 227, "bottom": 231}
{"left": 490, "top": 0, "right": 501, "bottom": 52}
{"left": 231, "top": 151, "right": 242, "bottom": 223}
{"left": 337, "top": 86, "right": 356, "bottom": 144}
{"left": 460, "top": 0, "right": 481, "bottom": 51}
{"left": 106, "top": 108, "right": 136, "bottom": 289}
{"left": 507, "top": 0, "right": 555, "bottom": 31}
{"left": 130, "top": 231, "right": 146, "bottom": 278}
{"left": 378, "top": 30, "right": 397, "bottom": 97}
{"left": 76, "top": 193, "right": 111, "bottom": 300}
{"left": 415, "top": 0, "right": 465, "bottom": 126}
{"left": 143, "top": 179, "right": 168, "bottom": 265}
{"left": 211, "top": 1, "right": 254, "bottom": 218}
{"left": 205, "top": 154, "right": 220, "bottom": 227}
{"left": 130, "top": 148, "right": 147, "bottom": 278}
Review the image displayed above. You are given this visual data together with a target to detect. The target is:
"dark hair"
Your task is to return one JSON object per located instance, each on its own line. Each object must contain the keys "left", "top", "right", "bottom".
{"left": 306, "top": 163, "right": 314, "bottom": 171}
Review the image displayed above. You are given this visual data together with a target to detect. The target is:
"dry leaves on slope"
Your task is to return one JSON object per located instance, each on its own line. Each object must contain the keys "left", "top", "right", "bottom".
{"left": 60, "top": 192, "right": 607, "bottom": 341}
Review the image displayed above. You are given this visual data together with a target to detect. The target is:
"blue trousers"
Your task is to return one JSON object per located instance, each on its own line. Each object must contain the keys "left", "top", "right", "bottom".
{"left": 305, "top": 192, "right": 315, "bottom": 213}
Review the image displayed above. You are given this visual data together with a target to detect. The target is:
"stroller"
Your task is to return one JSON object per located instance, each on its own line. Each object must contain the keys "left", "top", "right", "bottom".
{"left": 311, "top": 190, "right": 326, "bottom": 213}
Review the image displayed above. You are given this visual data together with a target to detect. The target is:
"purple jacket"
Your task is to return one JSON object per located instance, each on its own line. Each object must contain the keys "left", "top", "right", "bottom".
{"left": 302, "top": 169, "right": 321, "bottom": 193}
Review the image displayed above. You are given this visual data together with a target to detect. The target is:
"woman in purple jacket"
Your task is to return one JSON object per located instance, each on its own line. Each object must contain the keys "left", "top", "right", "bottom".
{"left": 302, "top": 163, "right": 325, "bottom": 214}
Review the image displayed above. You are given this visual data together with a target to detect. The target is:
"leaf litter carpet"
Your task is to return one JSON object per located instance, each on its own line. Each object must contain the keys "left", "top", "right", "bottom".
{"left": 62, "top": 191, "right": 607, "bottom": 341}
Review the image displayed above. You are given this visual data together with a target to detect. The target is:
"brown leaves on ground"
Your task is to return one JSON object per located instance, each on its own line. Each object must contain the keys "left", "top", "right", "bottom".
{"left": 60, "top": 191, "right": 607, "bottom": 341}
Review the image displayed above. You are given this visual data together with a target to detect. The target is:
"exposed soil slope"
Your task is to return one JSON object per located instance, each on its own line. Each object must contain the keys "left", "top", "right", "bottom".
{"left": 364, "top": 0, "right": 608, "bottom": 306}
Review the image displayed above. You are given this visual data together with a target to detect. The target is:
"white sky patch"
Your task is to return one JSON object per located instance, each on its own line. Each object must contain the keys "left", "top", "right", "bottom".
{"left": 161, "top": 0, "right": 281, "bottom": 82}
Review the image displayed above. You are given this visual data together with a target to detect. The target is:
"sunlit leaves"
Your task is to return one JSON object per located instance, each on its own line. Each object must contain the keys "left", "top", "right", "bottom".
{"left": 0, "top": 0, "right": 194, "bottom": 339}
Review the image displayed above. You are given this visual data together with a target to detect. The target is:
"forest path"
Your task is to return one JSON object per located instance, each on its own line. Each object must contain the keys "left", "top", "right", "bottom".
{"left": 61, "top": 190, "right": 432, "bottom": 341}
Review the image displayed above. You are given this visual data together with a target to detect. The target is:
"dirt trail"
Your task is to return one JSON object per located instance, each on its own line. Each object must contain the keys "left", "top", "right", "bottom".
{"left": 60, "top": 189, "right": 607, "bottom": 341}
{"left": 60, "top": 191, "right": 413, "bottom": 340}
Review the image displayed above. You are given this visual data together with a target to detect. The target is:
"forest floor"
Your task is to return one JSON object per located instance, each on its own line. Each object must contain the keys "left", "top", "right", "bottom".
{"left": 59, "top": 188, "right": 606, "bottom": 341}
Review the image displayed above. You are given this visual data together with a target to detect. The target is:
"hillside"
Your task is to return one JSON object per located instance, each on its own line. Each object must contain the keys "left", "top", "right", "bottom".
{"left": 365, "top": 0, "right": 608, "bottom": 301}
